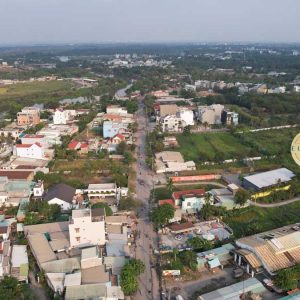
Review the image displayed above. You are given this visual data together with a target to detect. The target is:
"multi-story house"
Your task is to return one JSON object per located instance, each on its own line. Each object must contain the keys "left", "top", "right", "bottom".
{"left": 17, "top": 107, "right": 40, "bottom": 127}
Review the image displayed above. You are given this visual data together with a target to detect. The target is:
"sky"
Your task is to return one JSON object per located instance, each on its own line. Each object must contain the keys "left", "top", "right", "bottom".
{"left": 0, "top": 0, "right": 299, "bottom": 45}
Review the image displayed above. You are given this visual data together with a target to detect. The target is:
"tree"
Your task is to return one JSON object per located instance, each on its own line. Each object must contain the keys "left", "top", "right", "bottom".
{"left": 166, "top": 178, "right": 174, "bottom": 193}
{"left": 152, "top": 203, "right": 175, "bottom": 227}
{"left": 116, "top": 141, "right": 127, "bottom": 155}
{"left": 179, "top": 250, "right": 198, "bottom": 271}
{"left": 234, "top": 189, "right": 250, "bottom": 206}
{"left": 24, "top": 212, "right": 39, "bottom": 225}
{"left": 274, "top": 266, "right": 300, "bottom": 291}
{"left": 183, "top": 125, "right": 191, "bottom": 135}
{"left": 92, "top": 203, "right": 113, "bottom": 216}
{"left": 119, "top": 197, "right": 141, "bottom": 211}
{"left": 187, "top": 237, "right": 214, "bottom": 252}
{"left": 0, "top": 276, "right": 20, "bottom": 300}
{"left": 120, "top": 259, "right": 145, "bottom": 295}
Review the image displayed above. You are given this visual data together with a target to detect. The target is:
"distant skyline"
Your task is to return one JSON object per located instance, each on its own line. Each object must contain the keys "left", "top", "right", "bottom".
{"left": 0, "top": 0, "right": 299, "bottom": 45}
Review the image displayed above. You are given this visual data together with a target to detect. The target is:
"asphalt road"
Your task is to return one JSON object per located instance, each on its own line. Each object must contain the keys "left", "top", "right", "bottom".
{"left": 133, "top": 98, "right": 160, "bottom": 300}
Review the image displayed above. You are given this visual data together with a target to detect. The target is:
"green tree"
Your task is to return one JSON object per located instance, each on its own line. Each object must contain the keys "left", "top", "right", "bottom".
{"left": 187, "top": 237, "right": 214, "bottom": 252}
{"left": 179, "top": 250, "right": 198, "bottom": 271}
{"left": 274, "top": 266, "right": 300, "bottom": 291}
{"left": 152, "top": 203, "right": 175, "bottom": 227}
{"left": 120, "top": 259, "right": 145, "bottom": 295}
{"left": 0, "top": 276, "right": 20, "bottom": 300}
{"left": 24, "top": 212, "right": 39, "bottom": 225}
{"left": 234, "top": 189, "right": 250, "bottom": 206}
{"left": 91, "top": 203, "right": 113, "bottom": 216}
{"left": 166, "top": 178, "right": 174, "bottom": 193}
{"left": 116, "top": 141, "right": 127, "bottom": 155}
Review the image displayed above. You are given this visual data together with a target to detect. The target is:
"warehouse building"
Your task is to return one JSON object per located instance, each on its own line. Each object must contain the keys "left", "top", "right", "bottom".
{"left": 243, "top": 168, "right": 295, "bottom": 191}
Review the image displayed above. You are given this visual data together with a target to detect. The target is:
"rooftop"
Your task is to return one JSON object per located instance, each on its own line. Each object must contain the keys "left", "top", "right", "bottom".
{"left": 88, "top": 183, "right": 116, "bottom": 190}
{"left": 44, "top": 183, "right": 76, "bottom": 204}
{"left": 243, "top": 167, "right": 295, "bottom": 189}
{"left": 155, "top": 151, "right": 184, "bottom": 163}
{"left": 236, "top": 223, "right": 300, "bottom": 273}
{"left": 173, "top": 189, "right": 205, "bottom": 200}
{"left": 81, "top": 265, "right": 110, "bottom": 284}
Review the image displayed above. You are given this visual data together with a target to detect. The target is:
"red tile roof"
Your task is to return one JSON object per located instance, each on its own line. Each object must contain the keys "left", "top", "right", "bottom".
{"left": 80, "top": 143, "right": 89, "bottom": 149}
{"left": 158, "top": 199, "right": 175, "bottom": 207}
{"left": 68, "top": 140, "right": 80, "bottom": 150}
{"left": 22, "top": 134, "right": 45, "bottom": 139}
{"left": 0, "top": 170, "right": 33, "bottom": 180}
{"left": 169, "top": 222, "right": 194, "bottom": 232}
{"left": 114, "top": 134, "right": 125, "bottom": 140}
{"left": 172, "top": 189, "right": 205, "bottom": 200}
{"left": 16, "top": 142, "right": 42, "bottom": 148}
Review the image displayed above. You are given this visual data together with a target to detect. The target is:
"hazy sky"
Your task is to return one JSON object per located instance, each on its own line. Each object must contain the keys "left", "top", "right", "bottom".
{"left": 0, "top": 0, "right": 299, "bottom": 44}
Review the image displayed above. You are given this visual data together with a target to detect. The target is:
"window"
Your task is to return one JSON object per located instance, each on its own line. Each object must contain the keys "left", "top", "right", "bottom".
{"left": 75, "top": 228, "right": 80, "bottom": 233}
{"left": 76, "top": 237, "right": 80, "bottom": 242}
{"left": 187, "top": 202, "right": 191, "bottom": 207}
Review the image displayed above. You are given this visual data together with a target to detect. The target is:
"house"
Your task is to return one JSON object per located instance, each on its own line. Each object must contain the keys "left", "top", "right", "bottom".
{"left": 172, "top": 189, "right": 206, "bottom": 210}
{"left": 17, "top": 107, "right": 40, "bottom": 126}
{"left": 10, "top": 245, "right": 29, "bottom": 282}
{"left": 151, "top": 90, "right": 169, "bottom": 98}
{"left": 0, "top": 240, "right": 11, "bottom": 278}
{"left": 177, "top": 108, "right": 194, "bottom": 126}
{"left": 69, "top": 208, "right": 106, "bottom": 248}
{"left": 14, "top": 143, "right": 45, "bottom": 160}
{"left": 197, "top": 104, "right": 224, "bottom": 125}
{"left": 111, "top": 134, "right": 125, "bottom": 145}
{"left": 160, "top": 115, "right": 182, "bottom": 132}
{"left": 163, "top": 136, "right": 178, "bottom": 148}
{"left": 33, "top": 181, "right": 44, "bottom": 198}
{"left": 106, "top": 105, "right": 128, "bottom": 115}
{"left": 20, "top": 134, "right": 49, "bottom": 149}
{"left": 155, "top": 151, "right": 196, "bottom": 174}
{"left": 198, "top": 278, "right": 268, "bottom": 300}
{"left": 68, "top": 140, "right": 89, "bottom": 155}
{"left": 103, "top": 121, "right": 129, "bottom": 138}
{"left": 86, "top": 183, "right": 117, "bottom": 201}
{"left": 44, "top": 183, "right": 77, "bottom": 210}
{"left": 53, "top": 109, "right": 73, "bottom": 125}
{"left": 0, "top": 170, "right": 34, "bottom": 181}
{"left": 169, "top": 222, "right": 195, "bottom": 234}
{"left": 221, "top": 110, "right": 239, "bottom": 125}
{"left": 197, "top": 243, "right": 235, "bottom": 271}
{"left": 159, "top": 104, "right": 178, "bottom": 118}
{"left": 235, "top": 223, "right": 300, "bottom": 276}
{"left": 0, "top": 176, "right": 34, "bottom": 207}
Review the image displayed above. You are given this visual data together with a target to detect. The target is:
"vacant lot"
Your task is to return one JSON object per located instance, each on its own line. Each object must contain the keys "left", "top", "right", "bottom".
{"left": 176, "top": 127, "right": 299, "bottom": 168}
{"left": 0, "top": 80, "right": 83, "bottom": 114}
{"left": 224, "top": 201, "right": 300, "bottom": 238}
{"left": 52, "top": 159, "right": 111, "bottom": 184}
{"left": 176, "top": 132, "right": 250, "bottom": 163}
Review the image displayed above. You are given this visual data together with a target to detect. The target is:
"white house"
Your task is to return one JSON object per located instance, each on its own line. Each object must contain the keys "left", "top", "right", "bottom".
{"left": 14, "top": 143, "right": 44, "bottom": 160}
{"left": 181, "top": 195, "right": 206, "bottom": 214}
{"left": 69, "top": 208, "right": 106, "bottom": 248}
{"left": 177, "top": 109, "right": 194, "bottom": 126}
{"left": 33, "top": 181, "right": 44, "bottom": 198}
{"left": 106, "top": 105, "right": 128, "bottom": 115}
{"left": 44, "top": 183, "right": 76, "bottom": 211}
{"left": 160, "top": 115, "right": 182, "bottom": 132}
{"left": 21, "top": 134, "right": 49, "bottom": 149}
{"left": 53, "top": 109, "right": 73, "bottom": 125}
{"left": 86, "top": 183, "right": 117, "bottom": 200}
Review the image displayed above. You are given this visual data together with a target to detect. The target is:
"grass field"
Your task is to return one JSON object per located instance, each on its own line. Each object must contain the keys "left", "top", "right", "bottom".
{"left": 224, "top": 202, "right": 300, "bottom": 238}
{"left": 176, "top": 132, "right": 250, "bottom": 163}
{"left": 0, "top": 80, "right": 88, "bottom": 114}
{"left": 176, "top": 127, "right": 299, "bottom": 167}
{"left": 51, "top": 159, "right": 111, "bottom": 184}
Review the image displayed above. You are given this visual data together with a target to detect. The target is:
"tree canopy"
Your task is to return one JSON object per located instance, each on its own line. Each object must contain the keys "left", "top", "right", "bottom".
{"left": 120, "top": 259, "right": 145, "bottom": 295}
{"left": 152, "top": 203, "right": 175, "bottom": 227}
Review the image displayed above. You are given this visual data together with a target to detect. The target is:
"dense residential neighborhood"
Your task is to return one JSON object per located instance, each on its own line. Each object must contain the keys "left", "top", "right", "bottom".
{"left": 0, "top": 38, "right": 300, "bottom": 300}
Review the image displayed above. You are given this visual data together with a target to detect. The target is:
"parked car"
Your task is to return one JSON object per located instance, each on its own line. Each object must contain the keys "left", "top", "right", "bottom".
{"left": 232, "top": 267, "right": 244, "bottom": 278}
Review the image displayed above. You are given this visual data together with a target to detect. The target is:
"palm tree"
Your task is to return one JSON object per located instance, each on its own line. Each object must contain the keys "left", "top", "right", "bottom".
{"left": 167, "top": 178, "right": 174, "bottom": 193}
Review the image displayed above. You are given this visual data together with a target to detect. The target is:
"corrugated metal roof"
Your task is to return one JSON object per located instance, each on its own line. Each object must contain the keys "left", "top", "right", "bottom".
{"left": 65, "top": 283, "right": 107, "bottom": 300}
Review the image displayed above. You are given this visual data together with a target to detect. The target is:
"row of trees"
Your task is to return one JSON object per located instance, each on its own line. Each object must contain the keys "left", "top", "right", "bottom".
{"left": 120, "top": 259, "right": 145, "bottom": 295}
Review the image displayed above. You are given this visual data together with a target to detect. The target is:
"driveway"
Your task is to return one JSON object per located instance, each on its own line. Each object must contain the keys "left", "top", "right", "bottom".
{"left": 249, "top": 196, "right": 300, "bottom": 207}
